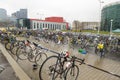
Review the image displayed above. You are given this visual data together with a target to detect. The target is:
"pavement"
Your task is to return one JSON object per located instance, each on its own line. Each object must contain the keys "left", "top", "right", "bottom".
{"left": 0, "top": 43, "right": 31, "bottom": 80}
{"left": 0, "top": 36, "right": 120, "bottom": 80}
{"left": 0, "top": 50, "right": 19, "bottom": 80}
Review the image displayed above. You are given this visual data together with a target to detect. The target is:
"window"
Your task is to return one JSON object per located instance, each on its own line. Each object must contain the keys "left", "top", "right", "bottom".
{"left": 48, "top": 24, "right": 49, "bottom": 29}
{"left": 46, "top": 24, "right": 47, "bottom": 28}
{"left": 34, "top": 23, "right": 36, "bottom": 29}
{"left": 43, "top": 23, "right": 44, "bottom": 28}
{"left": 37, "top": 23, "right": 39, "bottom": 29}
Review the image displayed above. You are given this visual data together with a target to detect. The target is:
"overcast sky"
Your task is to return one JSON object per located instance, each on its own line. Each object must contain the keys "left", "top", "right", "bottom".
{"left": 0, "top": 0, "right": 120, "bottom": 23}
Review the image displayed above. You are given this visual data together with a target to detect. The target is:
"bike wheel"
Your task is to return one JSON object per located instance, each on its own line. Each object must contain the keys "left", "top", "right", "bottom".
{"left": 5, "top": 42, "right": 11, "bottom": 50}
{"left": 16, "top": 47, "right": 28, "bottom": 60}
{"left": 27, "top": 51, "right": 36, "bottom": 63}
{"left": 39, "top": 56, "right": 63, "bottom": 80}
{"left": 11, "top": 46, "right": 19, "bottom": 55}
{"left": 35, "top": 52, "right": 47, "bottom": 66}
{"left": 65, "top": 65, "right": 79, "bottom": 80}
{"left": 9, "top": 45, "right": 15, "bottom": 54}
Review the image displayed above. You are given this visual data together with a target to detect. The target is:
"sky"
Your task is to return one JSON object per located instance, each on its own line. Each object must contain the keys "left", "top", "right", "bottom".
{"left": 0, "top": 0, "right": 120, "bottom": 23}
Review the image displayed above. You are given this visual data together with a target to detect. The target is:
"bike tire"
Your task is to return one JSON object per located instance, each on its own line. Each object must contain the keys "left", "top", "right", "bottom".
{"left": 39, "top": 56, "right": 62, "bottom": 80}
{"left": 65, "top": 65, "right": 79, "bottom": 80}
{"left": 27, "top": 51, "right": 36, "bottom": 63}
{"left": 5, "top": 42, "right": 11, "bottom": 50}
{"left": 35, "top": 52, "right": 47, "bottom": 66}
{"left": 11, "top": 45, "right": 19, "bottom": 55}
{"left": 16, "top": 47, "right": 28, "bottom": 60}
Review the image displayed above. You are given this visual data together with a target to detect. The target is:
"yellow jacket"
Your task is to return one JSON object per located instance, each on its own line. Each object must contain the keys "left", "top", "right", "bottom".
{"left": 97, "top": 43, "right": 104, "bottom": 49}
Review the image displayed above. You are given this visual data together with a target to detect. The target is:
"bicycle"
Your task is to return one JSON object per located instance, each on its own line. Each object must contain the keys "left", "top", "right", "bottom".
{"left": 5, "top": 37, "right": 17, "bottom": 54}
{"left": 16, "top": 40, "right": 31, "bottom": 60}
{"left": 39, "top": 52, "right": 84, "bottom": 80}
{"left": 25, "top": 42, "right": 48, "bottom": 64}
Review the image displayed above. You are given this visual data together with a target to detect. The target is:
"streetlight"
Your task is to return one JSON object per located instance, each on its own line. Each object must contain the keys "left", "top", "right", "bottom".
{"left": 97, "top": 0, "right": 104, "bottom": 35}
{"left": 110, "top": 19, "right": 113, "bottom": 36}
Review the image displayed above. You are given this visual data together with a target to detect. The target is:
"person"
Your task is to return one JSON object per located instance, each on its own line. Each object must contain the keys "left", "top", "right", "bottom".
{"left": 97, "top": 41, "right": 104, "bottom": 57}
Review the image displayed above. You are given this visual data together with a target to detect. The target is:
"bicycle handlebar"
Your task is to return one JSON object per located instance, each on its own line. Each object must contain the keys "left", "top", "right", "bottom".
{"left": 69, "top": 56, "right": 85, "bottom": 64}
{"left": 28, "top": 40, "right": 85, "bottom": 63}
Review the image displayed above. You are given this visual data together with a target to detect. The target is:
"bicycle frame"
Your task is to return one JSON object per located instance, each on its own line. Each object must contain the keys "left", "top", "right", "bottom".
{"left": 49, "top": 53, "right": 84, "bottom": 80}
{"left": 49, "top": 54, "right": 68, "bottom": 79}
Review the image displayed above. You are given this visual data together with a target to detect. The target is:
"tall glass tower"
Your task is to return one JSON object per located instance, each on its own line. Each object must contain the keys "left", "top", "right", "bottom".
{"left": 101, "top": 1, "right": 120, "bottom": 31}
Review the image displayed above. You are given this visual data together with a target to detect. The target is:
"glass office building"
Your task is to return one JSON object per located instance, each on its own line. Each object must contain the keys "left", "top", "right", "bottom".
{"left": 101, "top": 2, "right": 120, "bottom": 31}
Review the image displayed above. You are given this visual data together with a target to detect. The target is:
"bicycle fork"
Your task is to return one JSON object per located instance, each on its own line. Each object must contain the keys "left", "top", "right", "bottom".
{"left": 48, "top": 58, "right": 65, "bottom": 80}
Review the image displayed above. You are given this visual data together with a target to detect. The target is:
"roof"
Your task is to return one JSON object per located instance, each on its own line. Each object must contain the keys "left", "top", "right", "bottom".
{"left": 103, "top": 1, "right": 120, "bottom": 9}
{"left": 112, "top": 29, "right": 120, "bottom": 32}
{"left": 30, "top": 18, "right": 68, "bottom": 24}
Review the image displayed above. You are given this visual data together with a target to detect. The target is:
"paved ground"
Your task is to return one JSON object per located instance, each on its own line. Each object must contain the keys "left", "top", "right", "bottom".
{"left": 0, "top": 50, "right": 19, "bottom": 80}
{"left": 0, "top": 36, "right": 120, "bottom": 80}
{"left": 0, "top": 43, "right": 31, "bottom": 80}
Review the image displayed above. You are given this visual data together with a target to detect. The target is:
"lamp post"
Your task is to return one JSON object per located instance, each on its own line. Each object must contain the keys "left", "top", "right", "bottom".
{"left": 110, "top": 19, "right": 113, "bottom": 36}
{"left": 98, "top": 0, "right": 104, "bottom": 35}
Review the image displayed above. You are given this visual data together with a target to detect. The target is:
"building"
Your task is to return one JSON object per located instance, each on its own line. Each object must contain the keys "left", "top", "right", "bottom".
{"left": 72, "top": 20, "right": 82, "bottom": 31}
{"left": 72, "top": 21, "right": 99, "bottom": 31}
{"left": 0, "top": 8, "right": 7, "bottom": 22}
{"left": 12, "top": 9, "right": 28, "bottom": 19}
{"left": 81, "top": 22, "right": 99, "bottom": 30}
{"left": 101, "top": 1, "right": 120, "bottom": 31}
{"left": 17, "top": 17, "right": 69, "bottom": 30}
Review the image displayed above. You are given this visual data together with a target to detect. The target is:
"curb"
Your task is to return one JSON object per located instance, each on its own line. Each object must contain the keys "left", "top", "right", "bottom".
{"left": 0, "top": 43, "right": 31, "bottom": 80}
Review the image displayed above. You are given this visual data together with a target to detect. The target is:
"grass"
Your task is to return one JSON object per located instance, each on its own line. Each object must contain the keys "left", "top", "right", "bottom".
{"left": 62, "top": 30, "right": 120, "bottom": 36}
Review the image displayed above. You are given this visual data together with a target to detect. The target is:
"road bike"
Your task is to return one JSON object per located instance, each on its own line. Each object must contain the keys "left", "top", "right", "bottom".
{"left": 39, "top": 52, "right": 84, "bottom": 80}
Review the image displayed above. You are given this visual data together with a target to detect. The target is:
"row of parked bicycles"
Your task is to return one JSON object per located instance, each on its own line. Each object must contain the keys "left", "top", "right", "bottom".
{"left": 0, "top": 29, "right": 120, "bottom": 80}
{"left": 1, "top": 29, "right": 120, "bottom": 54}
{"left": 0, "top": 30, "right": 86, "bottom": 80}
{"left": 30, "top": 30, "right": 120, "bottom": 58}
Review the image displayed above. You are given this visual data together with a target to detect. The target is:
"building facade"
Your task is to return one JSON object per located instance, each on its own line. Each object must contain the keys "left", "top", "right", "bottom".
{"left": 72, "top": 21, "right": 99, "bottom": 31}
{"left": 81, "top": 22, "right": 99, "bottom": 30}
{"left": 101, "top": 1, "right": 120, "bottom": 31}
{"left": 72, "top": 20, "right": 82, "bottom": 31}
{"left": 0, "top": 8, "right": 7, "bottom": 22}
{"left": 12, "top": 9, "right": 28, "bottom": 19}
{"left": 17, "top": 17, "right": 69, "bottom": 30}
